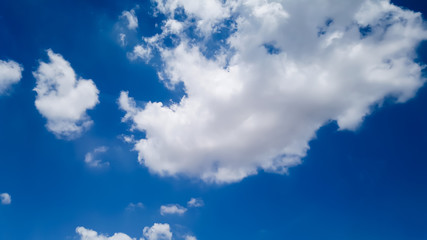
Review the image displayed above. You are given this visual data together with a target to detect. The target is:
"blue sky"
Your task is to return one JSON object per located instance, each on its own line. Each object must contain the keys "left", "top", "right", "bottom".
{"left": 0, "top": 0, "right": 426, "bottom": 239}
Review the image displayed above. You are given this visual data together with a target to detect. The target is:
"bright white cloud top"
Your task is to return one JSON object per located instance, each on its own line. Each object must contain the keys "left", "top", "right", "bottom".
{"left": 143, "top": 223, "right": 172, "bottom": 240}
{"left": 76, "top": 227, "right": 134, "bottom": 240}
{"left": 120, "top": 0, "right": 427, "bottom": 183}
{"left": 0, "top": 59, "right": 23, "bottom": 95}
{"left": 160, "top": 204, "right": 187, "bottom": 215}
{"left": 34, "top": 50, "right": 99, "bottom": 139}
{"left": 0, "top": 193, "right": 11, "bottom": 205}
{"left": 75, "top": 224, "right": 176, "bottom": 240}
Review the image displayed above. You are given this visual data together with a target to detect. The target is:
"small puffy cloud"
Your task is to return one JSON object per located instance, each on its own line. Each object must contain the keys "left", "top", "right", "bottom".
{"left": 0, "top": 193, "right": 11, "bottom": 205}
{"left": 0, "top": 59, "right": 23, "bottom": 95}
{"left": 143, "top": 223, "right": 172, "bottom": 240}
{"left": 76, "top": 227, "right": 135, "bottom": 240}
{"left": 126, "top": 202, "right": 144, "bottom": 211}
{"left": 121, "top": 9, "right": 138, "bottom": 30}
{"left": 121, "top": 0, "right": 427, "bottom": 183}
{"left": 33, "top": 49, "right": 99, "bottom": 139}
{"left": 160, "top": 204, "right": 187, "bottom": 216}
{"left": 85, "top": 146, "right": 109, "bottom": 168}
{"left": 187, "top": 198, "right": 203, "bottom": 208}
{"left": 127, "top": 45, "right": 152, "bottom": 63}
{"left": 121, "top": 134, "right": 136, "bottom": 144}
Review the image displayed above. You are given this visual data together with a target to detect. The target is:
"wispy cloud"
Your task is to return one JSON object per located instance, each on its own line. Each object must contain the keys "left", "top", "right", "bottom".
{"left": 160, "top": 204, "right": 187, "bottom": 216}
{"left": 0, "top": 193, "right": 11, "bottom": 205}
{"left": 187, "top": 198, "right": 204, "bottom": 208}
{"left": 126, "top": 202, "right": 144, "bottom": 211}
{"left": 84, "top": 146, "right": 109, "bottom": 168}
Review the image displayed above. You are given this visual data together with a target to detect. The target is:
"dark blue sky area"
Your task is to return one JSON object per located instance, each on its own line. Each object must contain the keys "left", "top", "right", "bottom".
{"left": 0, "top": 0, "right": 426, "bottom": 239}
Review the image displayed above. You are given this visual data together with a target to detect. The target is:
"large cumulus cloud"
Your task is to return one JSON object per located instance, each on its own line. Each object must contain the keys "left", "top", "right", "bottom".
{"left": 120, "top": 0, "right": 427, "bottom": 183}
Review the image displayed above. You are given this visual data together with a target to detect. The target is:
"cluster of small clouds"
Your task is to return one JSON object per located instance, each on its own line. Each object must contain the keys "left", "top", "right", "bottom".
{"left": 120, "top": 0, "right": 427, "bottom": 183}
{"left": 160, "top": 198, "right": 204, "bottom": 216}
{"left": 76, "top": 223, "right": 196, "bottom": 240}
{"left": 118, "top": 7, "right": 139, "bottom": 46}
{"left": 76, "top": 226, "right": 134, "bottom": 240}
{"left": 0, "top": 193, "right": 11, "bottom": 205}
{"left": 1, "top": 50, "right": 100, "bottom": 139}
{"left": 85, "top": 146, "right": 110, "bottom": 168}
{"left": 0, "top": 59, "right": 23, "bottom": 95}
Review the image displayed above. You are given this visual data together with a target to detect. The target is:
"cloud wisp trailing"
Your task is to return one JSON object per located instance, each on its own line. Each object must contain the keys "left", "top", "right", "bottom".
{"left": 34, "top": 50, "right": 100, "bottom": 139}
{"left": 120, "top": 0, "right": 427, "bottom": 183}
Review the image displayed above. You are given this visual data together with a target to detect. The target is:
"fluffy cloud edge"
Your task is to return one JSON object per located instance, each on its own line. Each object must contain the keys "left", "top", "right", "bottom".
{"left": 160, "top": 204, "right": 187, "bottom": 216}
{"left": 119, "top": 0, "right": 427, "bottom": 183}
{"left": 0, "top": 59, "right": 23, "bottom": 95}
{"left": 33, "top": 49, "right": 100, "bottom": 139}
{"left": 121, "top": 9, "right": 139, "bottom": 30}
{"left": 76, "top": 223, "right": 193, "bottom": 240}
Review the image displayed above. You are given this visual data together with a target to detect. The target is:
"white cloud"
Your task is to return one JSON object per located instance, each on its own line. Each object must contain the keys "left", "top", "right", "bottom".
{"left": 184, "top": 236, "right": 197, "bottom": 240}
{"left": 187, "top": 198, "right": 203, "bottom": 208}
{"left": 0, "top": 59, "right": 23, "bottom": 95}
{"left": 76, "top": 224, "right": 194, "bottom": 240}
{"left": 143, "top": 223, "right": 172, "bottom": 240}
{"left": 33, "top": 49, "right": 100, "bottom": 139}
{"left": 121, "top": 0, "right": 427, "bottom": 183}
{"left": 152, "top": 0, "right": 232, "bottom": 34}
{"left": 76, "top": 227, "right": 135, "bottom": 240}
{"left": 85, "top": 146, "right": 109, "bottom": 168}
{"left": 120, "top": 33, "right": 127, "bottom": 46}
{"left": 160, "top": 204, "right": 187, "bottom": 216}
{"left": 128, "top": 45, "right": 152, "bottom": 62}
{"left": 0, "top": 193, "right": 11, "bottom": 205}
{"left": 126, "top": 202, "right": 144, "bottom": 211}
{"left": 121, "top": 9, "right": 138, "bottom": 30}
